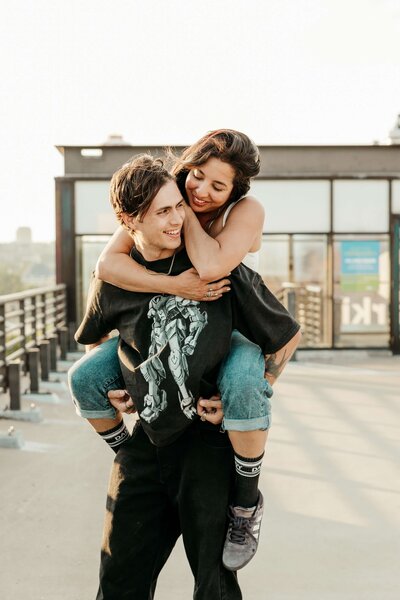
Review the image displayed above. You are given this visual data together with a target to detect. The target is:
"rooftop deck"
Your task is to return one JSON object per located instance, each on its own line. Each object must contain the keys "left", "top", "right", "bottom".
{"left": 1, "top": 350, "right": 399, "bottom": 599}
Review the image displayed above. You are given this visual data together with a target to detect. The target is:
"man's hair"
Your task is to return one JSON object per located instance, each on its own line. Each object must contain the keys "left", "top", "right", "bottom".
{"left": 110, "top": 154, "right": 174, "bottom": 225}
{"left": 171, "top": 129, "right": 260, "bottom": 204}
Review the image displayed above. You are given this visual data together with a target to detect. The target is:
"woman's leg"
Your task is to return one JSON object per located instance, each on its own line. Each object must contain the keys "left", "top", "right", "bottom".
{"left": 68, "top": 337, "right": 130, "bottom": 451}
{"left": 217, "top": 330, "right": 273, "bottom": 570}
{"left": 217, "top": 329, "right": 272, "bottom": 472}
{"left": 218, "top": 330, "right": 272, "bottom": 438}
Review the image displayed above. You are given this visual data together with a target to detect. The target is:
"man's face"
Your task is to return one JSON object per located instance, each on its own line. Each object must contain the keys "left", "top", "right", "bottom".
{"left": 127, "top": 180, "right": 185, "bottom": 260}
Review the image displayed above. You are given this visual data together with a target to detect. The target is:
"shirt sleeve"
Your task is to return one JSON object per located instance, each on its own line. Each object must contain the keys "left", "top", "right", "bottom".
{"left": 75, "top": 275, "right": 115, "bottom": 345}
{"left": 230, "top": 266, "right": 301, "bottom": 354}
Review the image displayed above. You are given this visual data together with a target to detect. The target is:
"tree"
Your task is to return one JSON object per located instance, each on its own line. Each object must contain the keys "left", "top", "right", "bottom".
{"left": 0, "top": 263, "right": 24, "bottom": 295}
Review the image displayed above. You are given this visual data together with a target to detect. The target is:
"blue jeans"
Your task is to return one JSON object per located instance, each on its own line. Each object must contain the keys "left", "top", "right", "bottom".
{"left": 68, "top": 330, "right": 273, "bottom": 431}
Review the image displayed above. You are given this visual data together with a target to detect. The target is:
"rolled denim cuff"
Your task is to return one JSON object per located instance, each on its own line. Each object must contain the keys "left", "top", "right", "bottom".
{"left": 222, "top": 415, "right": 271, "bottom": 432}
{"left": 74, "top": 405, "right": 117, "bottom": 419}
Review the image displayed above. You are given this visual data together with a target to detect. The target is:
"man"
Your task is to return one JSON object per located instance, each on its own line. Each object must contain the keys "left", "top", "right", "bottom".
{"left": 76, "top": 154, "right": 300, "bottom": 599}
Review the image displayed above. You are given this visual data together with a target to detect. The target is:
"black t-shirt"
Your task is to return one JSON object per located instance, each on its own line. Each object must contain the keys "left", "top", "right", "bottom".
{"left": 76, "top": 249, "right": 300, "bottom": 446}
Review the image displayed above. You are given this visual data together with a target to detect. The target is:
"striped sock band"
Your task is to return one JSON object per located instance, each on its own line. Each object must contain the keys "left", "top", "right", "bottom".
{"left": 99, "top": 421, "right": 130, "bottom": 453}
{"left": 234, "top": 453, "right": 264, "bottom": 478}
{"left": 234, "top": 452, "right": 264, "bottom": 508}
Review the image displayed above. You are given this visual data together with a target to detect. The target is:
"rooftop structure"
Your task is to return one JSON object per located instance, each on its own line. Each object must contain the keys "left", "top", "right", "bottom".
{"left": 55, "top": 137, "right": 400, "bottom": 353}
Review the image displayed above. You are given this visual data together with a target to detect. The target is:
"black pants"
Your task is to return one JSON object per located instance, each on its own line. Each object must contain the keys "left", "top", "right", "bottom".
{"left": 96, "top": 421, "right": 242, "bottom": 600}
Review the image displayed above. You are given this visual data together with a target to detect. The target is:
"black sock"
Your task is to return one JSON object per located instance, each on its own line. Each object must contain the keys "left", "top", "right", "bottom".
{"left": 233, "top": 451, "right": 264, "bottom": 508}
{"left": 98, "top": 421, "right": 130, "bottom": 453}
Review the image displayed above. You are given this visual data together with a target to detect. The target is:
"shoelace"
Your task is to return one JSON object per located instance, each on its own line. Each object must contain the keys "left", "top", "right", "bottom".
{"left": 228, "top": 515, "right": 255, "bottom": 545}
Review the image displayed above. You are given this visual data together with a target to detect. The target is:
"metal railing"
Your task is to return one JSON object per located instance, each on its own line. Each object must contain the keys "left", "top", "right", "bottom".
{"left": 276, "top": 283, "right": 324, "bottom": 347}
{"left": 0, "top": 284, "right": 69, "bottom": 408}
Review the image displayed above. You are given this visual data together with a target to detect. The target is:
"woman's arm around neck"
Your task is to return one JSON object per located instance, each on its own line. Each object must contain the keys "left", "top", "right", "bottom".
{"left": 183, "top": 196, "right": 264, "bottom": 281}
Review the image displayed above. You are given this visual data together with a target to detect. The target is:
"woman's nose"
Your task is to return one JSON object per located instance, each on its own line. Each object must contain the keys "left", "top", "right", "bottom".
{"left": 195, "top": 181, "right": 209, "bottom": 198}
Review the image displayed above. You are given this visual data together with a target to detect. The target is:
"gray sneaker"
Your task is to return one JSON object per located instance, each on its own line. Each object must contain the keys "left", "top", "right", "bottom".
{"left": 222, "top": 492, "right": 264, "bottom": 571}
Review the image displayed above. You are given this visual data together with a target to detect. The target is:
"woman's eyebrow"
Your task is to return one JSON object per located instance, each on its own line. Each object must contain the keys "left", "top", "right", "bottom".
{"left": 196, "top": 168, "right": 227, "bottom": 188}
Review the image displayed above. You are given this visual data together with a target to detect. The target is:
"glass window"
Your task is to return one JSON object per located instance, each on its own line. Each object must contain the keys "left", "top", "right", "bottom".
{"left": 392, "top": 180, "right": 400, "bottom": 214}
{"left": 75, "top": 181, "right": 116, "bottom": 234}
{"left": 395, "top": 219, "right": 400, "bottom": 352}
{"left": 333, "top": 180, "right": 389, "bottom": 232}
{"left": 259, "top": 234, "right": 330, "bottom": 347}
{"left": 259, "top": 235, "right": 289, "bottom": 293}
{"left": 293, "top": 235, "right": 328, "bottom": 285}
{"left": 75, "top": 235, "right": 111, "bottom": 322}
{"left": 249, "top": 180, "right": 330, "bottom": 233}
{"left": 333, "top": 235, "right": 390, "bottom": 347}
{"left": 292, "top": 235, "right": 330, "bottom": 346}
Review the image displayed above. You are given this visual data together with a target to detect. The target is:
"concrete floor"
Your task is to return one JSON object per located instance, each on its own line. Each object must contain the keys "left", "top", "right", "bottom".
{"left": 0, "top": 351, "right": 399, "bottom": 599}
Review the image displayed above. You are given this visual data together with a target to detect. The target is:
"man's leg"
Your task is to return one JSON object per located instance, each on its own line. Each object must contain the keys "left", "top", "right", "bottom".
{"left": 97, "top": 423, "right": 180, "bottom": 600}
{"left": 174, "top": 423, "right": 242, "bottom": 600}
{"left": 68, "top": 337, "right": 130, "bottom": 452}
{"left": 217, "top": 330, "right": 272, "bottom": 570}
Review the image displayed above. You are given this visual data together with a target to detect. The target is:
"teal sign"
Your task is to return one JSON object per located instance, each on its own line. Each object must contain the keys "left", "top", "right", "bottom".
{"left": 341, "top": 241, "right": 380, "bottom": 292}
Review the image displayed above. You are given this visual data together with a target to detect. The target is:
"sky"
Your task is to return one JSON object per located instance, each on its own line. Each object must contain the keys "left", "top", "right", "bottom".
{"left": 0, "top": 0, "right": 399, "bottom": 242}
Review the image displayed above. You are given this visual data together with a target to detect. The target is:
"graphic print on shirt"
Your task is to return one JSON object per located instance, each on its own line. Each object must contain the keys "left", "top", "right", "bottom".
{"left": 139, "top": 296, "right": 208, "bottom": 424}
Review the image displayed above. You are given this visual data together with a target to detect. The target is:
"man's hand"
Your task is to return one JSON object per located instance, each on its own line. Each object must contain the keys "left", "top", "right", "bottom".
{"left": 197, "top": 394, "right": 223, "bottom": 425}
{"left": 108, "top": 389, "right": 137, "bottom": 414}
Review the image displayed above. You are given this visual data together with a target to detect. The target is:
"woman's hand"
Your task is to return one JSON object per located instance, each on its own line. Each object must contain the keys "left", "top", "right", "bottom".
{"left": 197, "top": 394, "right": 224, "bottom": 425}
{"left": 171, "top": 268, "right": 230, "bottom": 301}
{"left": 108, "top": 389, "right": 137, "bottom": 415}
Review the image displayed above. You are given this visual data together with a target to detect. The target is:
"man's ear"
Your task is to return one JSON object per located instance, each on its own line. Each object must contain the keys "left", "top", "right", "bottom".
{"left": 121, "top": 212, "right": 136, "bottom": 231}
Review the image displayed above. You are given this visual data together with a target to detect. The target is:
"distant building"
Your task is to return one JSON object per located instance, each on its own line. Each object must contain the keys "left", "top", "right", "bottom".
{"left": 16, "top": 226, "right": 32, "bottom": 244}
{"left": 55, "top": 123, "right": 400, "bottom": 353}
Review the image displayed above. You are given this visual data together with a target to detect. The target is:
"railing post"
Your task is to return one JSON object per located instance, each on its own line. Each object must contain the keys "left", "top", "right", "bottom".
{"left": 28, "top": 348, "right": 40, "bottom": 393}
{"left": 19, "top": 298, "right": 27, "bottom": 374}
{"left": 0, "top": 303, "right": 5, "bottom": 394}
{"left": 39, "top": 340, "right": 50, "bottom": 381}
{"left": 59, "top": 326, "right": 68, "bottom": 360}
{"left": 8, "top": 361, "right": 21, "bottom": 411}
{"left": 40, "top": 292, "right": 46, "bottom": 342}
{"left": 287, "top": 289, "right": 296, "bottom": 318}
{"left": 333, "top": 298, "right": 342, "bottom": 345}
{"left": 48, "top": 334, "right": 58, "bottom": 371}
{"left": 68, "top": 321, "right": 77, "bottom": 352}
{"left": 32, "top": 293, "right": 38, "bottom": 346}
{"left": 287, "top": 290, "right": 298, "bottom": 361}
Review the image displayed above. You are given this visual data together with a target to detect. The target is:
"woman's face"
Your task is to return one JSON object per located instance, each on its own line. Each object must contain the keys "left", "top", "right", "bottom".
{"left": 185, "top": 157, "right": 235, "bottom": 214}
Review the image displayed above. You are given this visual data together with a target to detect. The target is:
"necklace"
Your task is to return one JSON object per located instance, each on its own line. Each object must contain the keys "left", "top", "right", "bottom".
{"left": 165, "top": 250, "right": 177, "bottom": 275}
{"left": 144, "top": 250, "right": 176, "bottom": 276}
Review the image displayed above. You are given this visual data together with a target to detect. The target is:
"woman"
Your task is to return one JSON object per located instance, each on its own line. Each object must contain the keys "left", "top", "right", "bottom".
{"left": 69, "top": 130, "right": 300, "bottom": 570}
